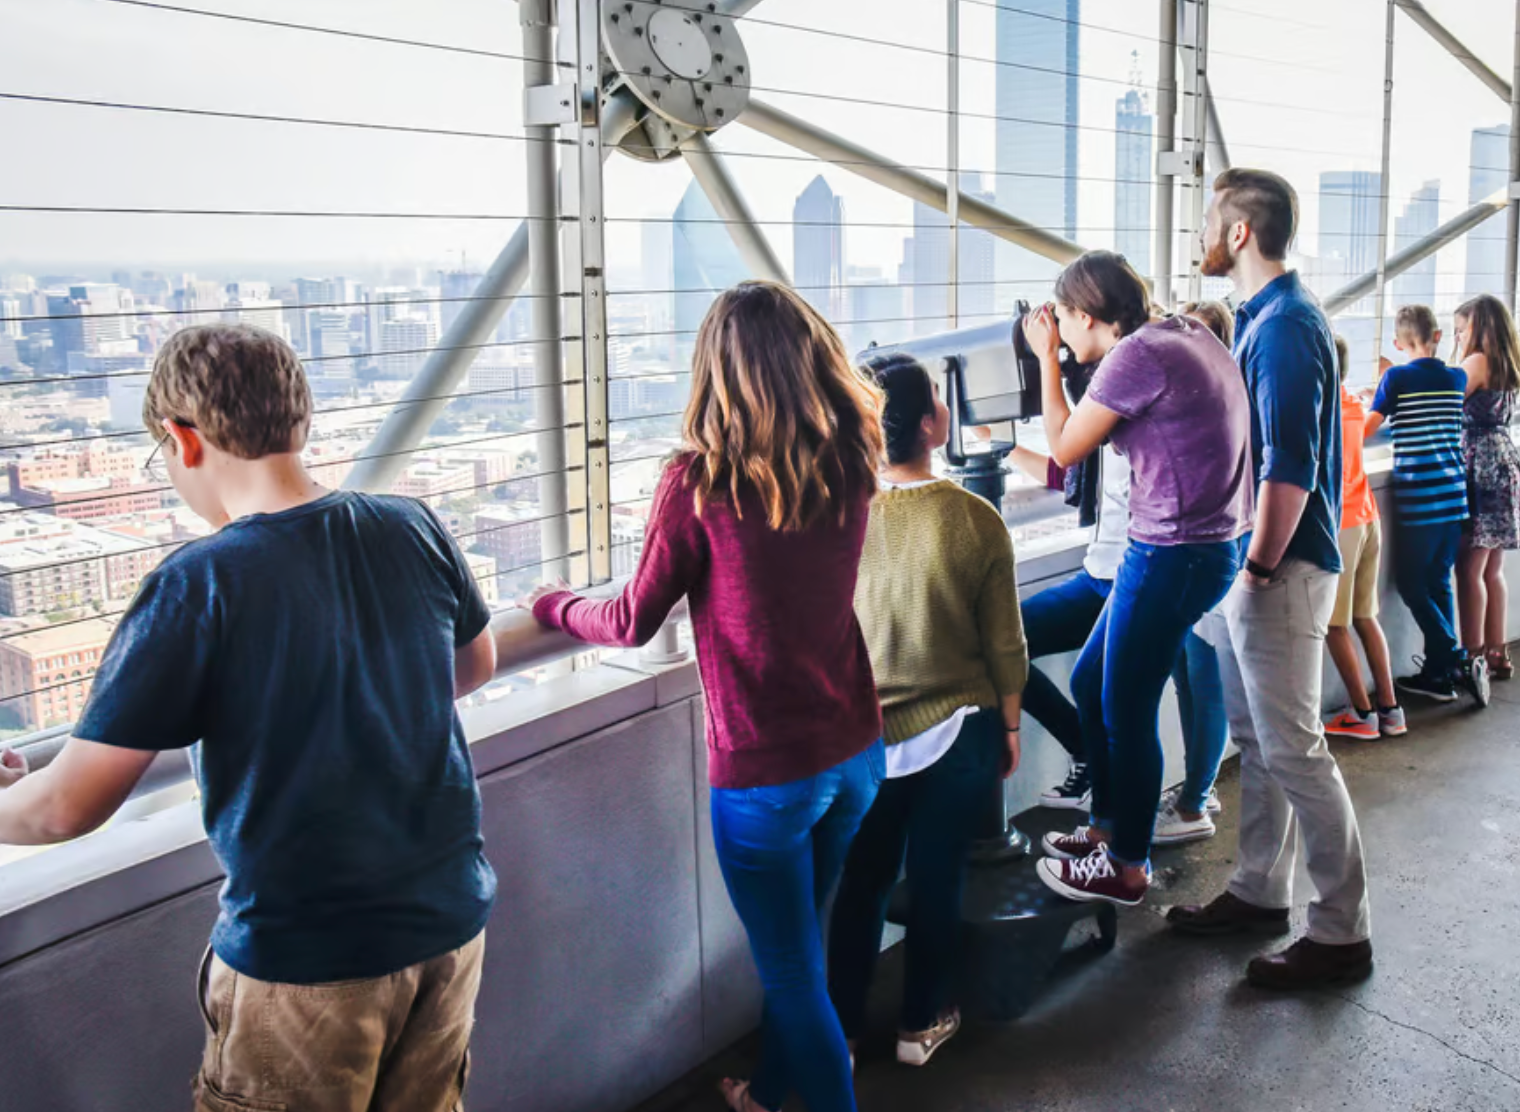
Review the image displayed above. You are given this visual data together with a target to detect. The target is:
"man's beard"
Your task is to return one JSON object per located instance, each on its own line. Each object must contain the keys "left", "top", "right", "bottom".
{"left": 1200, "top": 235, "right": 1235, "bottom": 279}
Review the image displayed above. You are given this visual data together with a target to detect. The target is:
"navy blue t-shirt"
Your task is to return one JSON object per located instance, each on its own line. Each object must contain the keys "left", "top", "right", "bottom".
{"left": 76, "top": 491, "right": 497, "bottom": 984}
{"left": 1372, "top": 357, "right": 1469, "bottom": 526}
{"left": 1232, "top": 271, "right": 1344, "bottom": 574}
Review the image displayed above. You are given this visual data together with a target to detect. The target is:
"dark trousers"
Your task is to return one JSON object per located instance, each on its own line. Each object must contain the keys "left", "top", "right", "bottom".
{"left": 1071, "top": 541, "right": 1240, "bottom": 864}
{"left": 1393, "top": 520, "right": 1462, "bottom": 674}
{"left": 1020, "top": 569, "right": 1113, "bottom": 761}
{"left": 827, "top": 711, "right": 1002, "bottom": 1036}
{"left": 711, "top": 742, "right": 885, "bottom": 1112}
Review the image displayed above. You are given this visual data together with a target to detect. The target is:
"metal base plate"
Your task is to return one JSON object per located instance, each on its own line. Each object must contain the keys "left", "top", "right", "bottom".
{"left": 602, "top": 0, "right": 751, "bottom": 133}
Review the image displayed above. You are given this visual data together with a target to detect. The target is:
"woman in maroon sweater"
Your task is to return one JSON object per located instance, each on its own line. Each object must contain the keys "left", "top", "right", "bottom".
{"left": 531, "top": 282, "right": 885, "bottom": 1112}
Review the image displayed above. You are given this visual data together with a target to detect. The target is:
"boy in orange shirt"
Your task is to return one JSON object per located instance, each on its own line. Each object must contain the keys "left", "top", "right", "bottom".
{"left": 1324, "top": 335, "right": 1406, "bottom": 739}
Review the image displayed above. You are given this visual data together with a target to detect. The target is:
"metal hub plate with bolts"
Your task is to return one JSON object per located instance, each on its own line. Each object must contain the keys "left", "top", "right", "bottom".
{"left": 602, "top": 0, "right": 751, "bottom": 148}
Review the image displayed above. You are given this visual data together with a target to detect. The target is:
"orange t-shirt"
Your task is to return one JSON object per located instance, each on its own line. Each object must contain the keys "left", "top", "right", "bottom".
{"left": 1340, "top": 383, "right": 1379, "bottom": 529}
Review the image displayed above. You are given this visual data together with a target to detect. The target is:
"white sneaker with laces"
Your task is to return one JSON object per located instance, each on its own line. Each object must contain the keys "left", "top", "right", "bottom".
{"left": 1158, "top": 785, "right": 1222, "bottom": 817}
{"left": 1153, "top": 800, "right": 1216, "bottom": 846}
{"left": 897, "top": 1008, "right": 961, "bottom": 1067}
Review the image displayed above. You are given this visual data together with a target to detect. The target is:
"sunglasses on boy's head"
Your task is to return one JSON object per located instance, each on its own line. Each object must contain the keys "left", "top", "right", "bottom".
{"left": 144, "top": 417, "right": 198, "bottom": 482}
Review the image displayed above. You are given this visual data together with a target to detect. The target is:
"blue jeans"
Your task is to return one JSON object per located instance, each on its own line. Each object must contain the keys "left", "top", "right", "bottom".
{"left": 1071, "top": 541, "right": 1240, "bottom": 864}
{"left": 828, "top": 711, "right": 1002, "bottom": 1036}
{"left": 710, "top": 742, "right": 885, "bottom": 1112}
{"left": 1393, "top": 521, "right": 1462, "bottom": 673}
{"left": 1172, "top": 629, "right": 1229, "bottom": 815}
{"left": 1020, "top": 569, "right": 1113, "bottom": 761}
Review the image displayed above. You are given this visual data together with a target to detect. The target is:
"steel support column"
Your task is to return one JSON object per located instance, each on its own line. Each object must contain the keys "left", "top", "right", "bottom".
{"left": 738, "top": 98, "right": 1082, "bottom": 265}
{"left": 1203, "top": 76, "right": 1231, "bottom": 175}
{"left": 1154, "top": 0, "right": 1179, "bottom": 300}
{"left": 1324, "top": 189, "right": 1510, "bottom": 316}
{"left": 344, "top": 95, "right": 638, "bottom": 494}
{"left": 1507, "top": 0, "right": 1520, "bottom": 309}
{"left": 1179, "top": 0, "right": 1210, "bottom": 303}
{"left": 1394, "top": 0, "right": 1511, "bottom": 103}
{"left": 680, "top": 133, "right": 790, "bottom": 285}
{"left": 1372, "top": 0, "right": 1398, "bottom": 376}
{"left": 947, "top": 0, "right": 960, "bottom": 327}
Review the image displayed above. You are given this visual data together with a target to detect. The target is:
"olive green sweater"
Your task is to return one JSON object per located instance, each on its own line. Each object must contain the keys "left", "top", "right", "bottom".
{"left": 854, "top": 481, "right": 1029, "bottom": 745}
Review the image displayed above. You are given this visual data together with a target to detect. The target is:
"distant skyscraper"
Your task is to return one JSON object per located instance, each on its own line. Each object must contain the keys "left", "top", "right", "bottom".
{"left": 672, "top": 179, "right": 749, "bottom": 368}
{"left": 438, "top": 271, "right": 480, "bottom": 338}
{"left": 640, "top": 219, "right": 675, "bottom": 367}
{"left": 844, "top": 266, "right": 906, "bottom": 355}
{"left": 1467, "top": 125, "right": 1509, "bottom": 299}
{"left": 909, "top": 173, "right": 998, "bottom": 334}
{"left": 46, "top": 283, "right": 133, "bottom": 372}
{"left": 1114, "top": 76, "right": 1154, "bottom": 278}
{"left": 1319, "top": 170, "right": 1383, "bottom": 293}
{"left": 1393, "top": 181, "right": 1440, "bottom": 309}
{"left": 224, "top": 282, "right": 287, "bottom": 341}
{"left": 793, "top": 175, "right": 845, "bottom": 320}
{"left": 380, "top": 315, "right": 439, "bottom": 379}
{"left": 995, "top": 0, "right": 1080, "bottom": 303}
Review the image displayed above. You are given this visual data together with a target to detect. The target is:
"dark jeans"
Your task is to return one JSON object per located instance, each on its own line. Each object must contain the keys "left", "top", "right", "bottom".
{"left": 1393, "top": 520, "right": 1462, "bottom": 673}
{"left": 1071, "top": 541, "right": 1240, "bottom": 865}
{"left": 827, "top": 711, "right": 1002, "bottom": 1036}
{"left": 1021, "top": 569, "right": 1113, "bottom": 761}
{"left": 710, "top": 741, "right": 885, "bottom": 1112}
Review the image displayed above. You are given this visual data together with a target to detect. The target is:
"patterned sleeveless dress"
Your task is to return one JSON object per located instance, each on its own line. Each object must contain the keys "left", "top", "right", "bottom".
{"left": 1463, "top": 387, "right": 1520, "bottom": 550}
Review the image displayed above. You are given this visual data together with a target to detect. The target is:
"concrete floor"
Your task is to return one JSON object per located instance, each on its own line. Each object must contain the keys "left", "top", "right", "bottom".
{"left": 636, "top": 686, "right": 1520, "bottom": 1112}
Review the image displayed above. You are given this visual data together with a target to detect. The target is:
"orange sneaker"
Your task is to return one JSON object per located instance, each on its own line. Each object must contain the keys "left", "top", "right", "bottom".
{"left": 1324, "top": 708, "right": 1380, "bottom": 741}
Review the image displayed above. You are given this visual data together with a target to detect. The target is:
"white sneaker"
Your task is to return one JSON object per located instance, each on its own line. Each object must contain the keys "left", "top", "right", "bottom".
{"left": 1158, "top": 785, "right": 1222, "bottom": 817}
{"left": 897, "top": 1008, "right": 961, "bottom": 1067}
{"left": 1153, "top": 800, "right": 1216, "bottom": 846}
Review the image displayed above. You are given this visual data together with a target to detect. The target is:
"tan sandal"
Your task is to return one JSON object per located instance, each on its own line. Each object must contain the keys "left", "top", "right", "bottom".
{"left": 1489, "top": 647, "right": 1514, "bottom": 681}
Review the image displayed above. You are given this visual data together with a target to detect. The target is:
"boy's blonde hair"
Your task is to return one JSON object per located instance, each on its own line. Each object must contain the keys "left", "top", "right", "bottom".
{"left": 1395, "top": 304, "right": 1439, "bottom": 348}
{"left": 144, "top": 324, "right": 313, "bottom": 459}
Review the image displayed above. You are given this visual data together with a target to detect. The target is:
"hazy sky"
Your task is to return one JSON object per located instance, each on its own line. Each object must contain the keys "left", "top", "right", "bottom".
{"left": 0, "top": 0, "right": 1512, "bottom": 307}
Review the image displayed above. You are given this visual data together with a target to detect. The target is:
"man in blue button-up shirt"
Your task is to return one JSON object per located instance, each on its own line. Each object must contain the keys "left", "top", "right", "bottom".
{"left": 1167, "top": 169, "right": 1373, "bottom": 992}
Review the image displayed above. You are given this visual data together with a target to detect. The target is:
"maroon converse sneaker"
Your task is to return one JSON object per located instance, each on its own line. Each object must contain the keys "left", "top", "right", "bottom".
{"left": 1041, "top": 825, "right": 1106, "bottom": 861}
{"left": 1036, "top": 846, "right": 1150, "bottom": 906}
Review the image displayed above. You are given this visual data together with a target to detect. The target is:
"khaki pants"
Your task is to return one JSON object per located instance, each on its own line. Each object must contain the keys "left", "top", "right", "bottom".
{"left": 1205, "top": 560, "right": 1372, "bottom": 945}
{"left": 193, "top": 931, "right": 485, "bottom": 1112}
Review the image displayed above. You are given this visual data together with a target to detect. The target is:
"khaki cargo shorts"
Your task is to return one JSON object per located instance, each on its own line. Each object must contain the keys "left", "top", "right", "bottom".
{"left": 1332, "top": 519, "right": 1382, "bottom": 627}
{"left": 192, "top": 930, "right": 485, "bottom": 1112}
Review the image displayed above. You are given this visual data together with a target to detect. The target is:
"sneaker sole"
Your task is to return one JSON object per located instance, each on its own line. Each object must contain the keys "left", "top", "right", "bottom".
{"left": 1246, "top": 959, "right": 1375, "bottom": 990}
{"left": 1035, "top": 858, "right": 1147, "bottom": 906}
{"left": 896, "top": 1020, "right": 960, "bottom": 1067}
{"left": 1152, "top": 825, "right": 1217, "bottom": 847}
{"left": 1380, "top": 725, "right": 1409, "bottom": 737}
{"left": 1470, "top": 665, "right": 1492, "bottom": 708}
{"left": 1325, "top": 729, "right": 1383, "bottom": 741}
{"left": 1041, "top": 833, "right": 1100, "bottom": 861}
{"left": 1395, "top": 680, "right": 1458, "bottom": 703}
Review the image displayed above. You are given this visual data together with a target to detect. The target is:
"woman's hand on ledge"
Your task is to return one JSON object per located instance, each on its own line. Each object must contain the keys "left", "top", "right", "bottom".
{"left": 522, "top": 579, "right": 571, "bottom": 615}
{"left": 0, "top": 748, "right": 27, "bottom": 789}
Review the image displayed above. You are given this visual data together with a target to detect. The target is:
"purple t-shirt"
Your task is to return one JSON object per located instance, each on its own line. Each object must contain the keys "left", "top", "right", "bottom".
{"left": 1085, "top": 316, "right": 1255, "bottom": 546}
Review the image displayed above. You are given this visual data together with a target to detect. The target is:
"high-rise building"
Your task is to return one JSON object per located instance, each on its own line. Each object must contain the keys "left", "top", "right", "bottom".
{"left": 793, "top": 175, "right": 845, "bottom": 320}
{"left": 994, "top": 0, "right": 1080, "bottom": 304}
{"left": 1319, "top": 170, "right": 1383, "bottom": 295}
{"left": 1393, "top": 181, "right": 1440, "bottom": 309}
{"left": 672, "top": 179, "right": 750, "bottom": 368}
{"left": 909, "top": 173, "right": 998, "bottom": 334}
{"left": 844, "top": 266, "right": 906, "bottom": 355}
{"left": 640, "top": 219, "right": 676, "bottom": 367}
{"left": 45, "top": 283, "right": 134, "bottom": 371}
{"left": 380, "top": 315, "right": 439, "bottom": 380}
{"left": 224, "top": 282, "right": 287, "bottom": 340}
{"left": 439, "top": 271, "right": 482, "bottom": 338}
{"left": 1114, "top": 77, "right": 1154, "bottom": 278}
{"left": 1467, "top": 125, "right": 1509, "bottom": 299}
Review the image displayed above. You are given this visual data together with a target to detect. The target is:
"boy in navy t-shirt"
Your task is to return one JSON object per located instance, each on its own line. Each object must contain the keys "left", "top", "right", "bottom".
{"left": 1366, "top": 305, "right": 1489, "bottom": 705}
{"left": 0, "top": 324, "right": 500, "bottom": 1110}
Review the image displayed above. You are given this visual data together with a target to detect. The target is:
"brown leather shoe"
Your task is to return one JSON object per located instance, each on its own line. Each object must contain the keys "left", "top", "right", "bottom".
{"left": 1166, "top": 891, "right": 1291, "bottom": 936}
{"left": 1247, "top": 937, "right": 1373, "bottom": 989}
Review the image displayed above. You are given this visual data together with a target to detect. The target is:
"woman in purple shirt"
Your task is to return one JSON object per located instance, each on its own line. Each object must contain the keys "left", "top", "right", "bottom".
{"left": 1024, "top": 251, "right": 1254, "bottom": 907}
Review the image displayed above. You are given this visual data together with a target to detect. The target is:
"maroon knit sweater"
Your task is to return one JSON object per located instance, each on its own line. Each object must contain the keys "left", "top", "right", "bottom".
{"left": 533, "top": 454, "right": 881, "bottom": 789}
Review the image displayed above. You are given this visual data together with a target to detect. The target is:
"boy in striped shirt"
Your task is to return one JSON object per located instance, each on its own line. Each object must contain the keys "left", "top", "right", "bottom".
{"left": 1365, "top": 305, "right": 1490, "bottom": 705}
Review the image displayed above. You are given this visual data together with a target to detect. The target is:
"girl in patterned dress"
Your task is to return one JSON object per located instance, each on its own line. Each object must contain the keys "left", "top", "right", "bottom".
{"left": 1454, "top": 294, "right": 1520, "bottom": 680}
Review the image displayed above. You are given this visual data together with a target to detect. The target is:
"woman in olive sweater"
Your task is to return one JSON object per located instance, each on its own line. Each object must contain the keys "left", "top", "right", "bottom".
{"left": 827, "top": 352, "right": 1028, "bottom": 1069}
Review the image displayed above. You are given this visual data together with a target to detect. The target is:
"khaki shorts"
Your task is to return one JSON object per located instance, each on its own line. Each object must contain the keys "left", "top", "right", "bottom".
{"left": 193, "top": 930, "right": 484, "bottom": 1112}
{"left": 1332, "top": 519, "right": 1382, "bottom": 627}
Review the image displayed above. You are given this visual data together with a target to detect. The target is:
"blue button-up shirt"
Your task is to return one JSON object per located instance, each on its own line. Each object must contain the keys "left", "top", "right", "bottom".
{"left": 1232, "top": 271, "right": 1343, "bottom": 574}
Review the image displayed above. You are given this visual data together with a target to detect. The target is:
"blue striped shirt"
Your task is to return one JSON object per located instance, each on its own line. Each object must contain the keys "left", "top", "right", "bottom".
{"left": 1371, "top": 357, "right": 1469, "bottom": 526}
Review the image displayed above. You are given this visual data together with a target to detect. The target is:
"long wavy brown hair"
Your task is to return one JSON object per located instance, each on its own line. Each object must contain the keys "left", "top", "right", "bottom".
{"left": 1455, "top": 293, "right": 1520, "bottom": 395}
{"left": 683, "top": 281, "right": 884, "bottom": 532}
